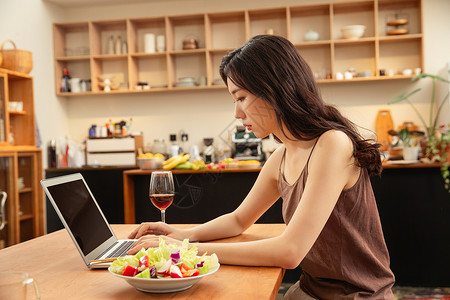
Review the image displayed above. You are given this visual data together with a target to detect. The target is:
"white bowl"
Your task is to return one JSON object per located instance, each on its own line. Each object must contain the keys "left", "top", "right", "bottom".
{"left": 137, "top": 157, "right": 164, "bottom": 170}
{"left": 341, "top": 25, "right": 366, "bottom": 39}
{"left": 108, "top": 264, "right": 220, "bottom": 293}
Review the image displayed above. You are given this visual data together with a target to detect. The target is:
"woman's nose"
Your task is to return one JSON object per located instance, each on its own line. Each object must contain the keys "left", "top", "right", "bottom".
{"left": 234, "top": 103, "right": 245, "bottom": 119}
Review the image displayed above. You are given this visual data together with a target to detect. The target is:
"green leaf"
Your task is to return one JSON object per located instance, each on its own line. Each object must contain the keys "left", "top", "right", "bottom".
{"left": 389, "top": 88, "right": 421, "bottom": 104}
{"left": 412, "top": 72, "right": 450, "bottom": 83}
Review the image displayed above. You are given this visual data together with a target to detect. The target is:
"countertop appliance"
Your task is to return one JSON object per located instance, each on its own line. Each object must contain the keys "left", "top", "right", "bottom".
{"left": 232, "top": 126, "right": 263, "bottom": 161}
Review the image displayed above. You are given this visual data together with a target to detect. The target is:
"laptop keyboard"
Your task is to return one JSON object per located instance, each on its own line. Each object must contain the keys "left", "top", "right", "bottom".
{"left": 104, "top": 240, "right": 135, "bottom": 259}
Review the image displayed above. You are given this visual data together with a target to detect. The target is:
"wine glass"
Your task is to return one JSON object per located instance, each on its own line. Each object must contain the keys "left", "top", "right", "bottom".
{"left": 149, "top": 171, "right": 175, "bottom": 223}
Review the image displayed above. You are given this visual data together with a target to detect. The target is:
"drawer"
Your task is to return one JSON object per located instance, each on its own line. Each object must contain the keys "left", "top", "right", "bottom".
{"left": 86, "top": 137, "right": 136, "bottom": 152}
{"left": 87, "top": 152, "right": 136, "bottom": 166}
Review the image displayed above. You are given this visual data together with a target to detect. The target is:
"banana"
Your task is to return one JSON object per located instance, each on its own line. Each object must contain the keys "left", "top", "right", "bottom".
{"left": 162, "top": 153, "right": 190, "bottom": 170}
{"left": 163, "top": 154, "right": 182, "bottom": 166}
{"left": 179, "top": 154, "right": 190, "bottom": 163}
{"left": 163, "top": 155, "right": 183, "bottom": 170}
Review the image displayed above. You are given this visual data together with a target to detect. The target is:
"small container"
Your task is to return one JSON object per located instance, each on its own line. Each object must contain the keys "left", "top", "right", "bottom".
{"left": 152, "top": 138, "right": 167, "bottom": 156}
{"left": 80, "top": 80, "right": 87, "bottom": 92}
{"left": 182, "top": 37, "right": 199, "bottom": 50}
{"left": 71, "top": 78, "right": 81, "bottom": 92}
{"left": 47, "top": 139, "right": 57, "bottom": 168}
{"left": 156, "top": 35, "right": 165, "bottom": 52}
{"left": 144, "top": 33, "right": 156, "bottom": 53}
{"left": 303, "top": 29, "right": 319, "bottom": 41}
{"left": 138, "top": 157, "right": 164, "bottom": 170}
{"left": 107, "top": 34, "right": 115, "bottom": 54}
{"left": 115, "top": 35, "right": 122, "bottom": 54}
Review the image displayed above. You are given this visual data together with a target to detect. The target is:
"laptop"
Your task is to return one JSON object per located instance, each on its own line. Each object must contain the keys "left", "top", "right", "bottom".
{"left": 40, "top": 173, "right": 136, "bottom": 269}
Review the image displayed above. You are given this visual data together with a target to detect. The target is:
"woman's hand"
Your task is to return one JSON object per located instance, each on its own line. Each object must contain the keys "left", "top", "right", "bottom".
{"left": 128, "top": 234, "right": 184, "bottom": 255}
{"left": 128, "top": 221, "right": 185, "bottom": 240}
{"left": 127, "top": 222, "right": 190, "bottom": 255}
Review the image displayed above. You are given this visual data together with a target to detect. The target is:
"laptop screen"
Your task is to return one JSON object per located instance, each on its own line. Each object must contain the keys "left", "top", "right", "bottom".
{"left": 47, "top": 179, "right": 113, "bottom": 256}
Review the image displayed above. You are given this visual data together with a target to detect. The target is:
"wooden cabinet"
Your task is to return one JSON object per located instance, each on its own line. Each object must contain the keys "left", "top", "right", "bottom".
{"left": 0, "top": 69, "right": 43, "bottom": 248}
{"left": 0, "top": 69, "right": 36, "bottom": 146}
{"left": 0, "top": 150, "right": 43, "bottom": 248}
{"left": 52, "top": 0, "right": 423, "bottom": 96}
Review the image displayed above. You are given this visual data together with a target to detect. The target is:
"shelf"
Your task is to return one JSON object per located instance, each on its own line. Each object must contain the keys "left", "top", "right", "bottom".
{"left": 8, "top": 111, "right": 27, "bottom": 116}
{"left": 19, "top": 214, "right": 33, "bottom": 221}
{"left": 52, "top": 0, "right": 423, "bottom": 96}
{"left": 19, "top": 187, "right": 32, "bottom": 193}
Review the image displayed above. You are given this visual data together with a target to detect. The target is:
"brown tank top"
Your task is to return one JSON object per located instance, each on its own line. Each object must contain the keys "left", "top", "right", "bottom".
{"left": 278, "top": 145, "right": 395, "bottom": 299}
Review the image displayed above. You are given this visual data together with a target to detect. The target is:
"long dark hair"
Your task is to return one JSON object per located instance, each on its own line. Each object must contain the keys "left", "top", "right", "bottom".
{"left": 220, "top": 35, "right": 382, "bottom": 176}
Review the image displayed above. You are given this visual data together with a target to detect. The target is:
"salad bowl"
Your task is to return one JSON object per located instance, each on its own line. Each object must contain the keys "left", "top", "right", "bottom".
{"left": 108, "top": 263, "right": 220, "bottom": 293}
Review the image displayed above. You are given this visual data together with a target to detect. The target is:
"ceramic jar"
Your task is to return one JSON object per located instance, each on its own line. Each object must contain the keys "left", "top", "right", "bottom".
{"left": 303, "top": 29, "right": 319, "bottom": 41}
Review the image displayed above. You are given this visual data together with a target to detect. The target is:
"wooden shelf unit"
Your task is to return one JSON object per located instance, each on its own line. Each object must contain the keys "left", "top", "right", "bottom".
{"left": 0, "top": 69, "right": 44, "bottom": 249}
{"left": 52, "top": 0, "right": 423, "bottom": 96}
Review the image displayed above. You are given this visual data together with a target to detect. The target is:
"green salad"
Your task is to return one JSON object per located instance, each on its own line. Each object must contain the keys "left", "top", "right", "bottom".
{"left": 110, "top": 238, "right": 219, "bottom": 279}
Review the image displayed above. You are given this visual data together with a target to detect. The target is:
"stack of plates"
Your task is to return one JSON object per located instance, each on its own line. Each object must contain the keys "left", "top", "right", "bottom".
{"left": 176, "top": 77, "right": 196, "bottom": 87}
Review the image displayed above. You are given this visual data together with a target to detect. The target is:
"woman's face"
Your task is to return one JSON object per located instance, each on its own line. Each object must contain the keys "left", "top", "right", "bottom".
{"left": 227, "top": 78, "right": 277, "bottom": 138}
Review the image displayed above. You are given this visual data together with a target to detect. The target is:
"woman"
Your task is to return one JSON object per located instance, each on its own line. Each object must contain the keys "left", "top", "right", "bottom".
{"left": 128, "top": 35, "right": 395, "bottom": 299}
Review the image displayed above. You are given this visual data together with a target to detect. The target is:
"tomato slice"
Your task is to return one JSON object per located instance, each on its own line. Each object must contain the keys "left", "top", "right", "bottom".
{"left": 121, "top": 265, "right": 138, "bottom": 277}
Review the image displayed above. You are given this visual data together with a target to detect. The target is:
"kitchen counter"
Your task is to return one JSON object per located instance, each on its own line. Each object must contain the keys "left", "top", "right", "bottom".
{"left": 122, "top": 167, "right": 280, "bottom": 225}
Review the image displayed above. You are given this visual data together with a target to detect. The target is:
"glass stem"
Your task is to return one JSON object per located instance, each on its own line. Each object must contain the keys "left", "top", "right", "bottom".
{"left": 161, "top": 210, "right": 166, "bottom": 223}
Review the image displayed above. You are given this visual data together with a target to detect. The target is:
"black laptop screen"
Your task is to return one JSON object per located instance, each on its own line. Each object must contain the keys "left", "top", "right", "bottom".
{"left": 47, "top": 179, "right": 113, "bottom": 256}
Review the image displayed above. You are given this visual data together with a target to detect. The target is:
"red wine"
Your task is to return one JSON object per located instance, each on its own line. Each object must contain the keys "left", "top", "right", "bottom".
{"left": 150, "top": 194, "right": 174, "bottom": 210}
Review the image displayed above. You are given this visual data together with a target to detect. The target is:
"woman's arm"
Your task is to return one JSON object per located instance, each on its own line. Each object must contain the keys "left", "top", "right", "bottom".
{"left": 130, "top": 131, "right": 358, "bottom": 270}
{"left": 128, "top": 146, "right": 284, "bottom": 243}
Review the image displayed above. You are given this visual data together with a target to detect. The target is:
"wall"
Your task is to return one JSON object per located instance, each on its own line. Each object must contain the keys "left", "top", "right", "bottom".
{"left": 0, "top": 0, "right": 449, "bottom": 168}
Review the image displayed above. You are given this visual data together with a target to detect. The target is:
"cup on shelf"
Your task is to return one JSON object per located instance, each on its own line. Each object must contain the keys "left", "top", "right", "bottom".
{"left": 402, "top": 69, "right": 412, "bottom": 76}
{"left": 144, "top": 33, "right": 156, "bottom": 53}
{"left": 156, "top": 35, "right": 165, "bottom": 52}
{"left": 71, "top": 78, "right": 81, "bottom": 93}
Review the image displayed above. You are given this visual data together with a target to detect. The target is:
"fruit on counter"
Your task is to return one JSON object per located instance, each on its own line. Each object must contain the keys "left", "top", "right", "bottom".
{"left": 238, "top": 160, "right": 260, "bottom": 165}
{"left": 138, "top": 152, "right": 164, "bottom": 159}
{"left": 173, "top": 161, "right": 194, "bottom": 170}
{"left": 163, "top": 153, "right": 190, "bottom": 170}
{"left": 192, "top": 160, "right": 206, "bottom": 170}
{"left": 219, "top": 158, "right": 239, "bottom": 168}
{"left": 169, "top": 158, "right": 207, "bottom": 170}
{"left": 221, "top": 158, "right": 239, "bottom": 164}
{"left": 207, "top": 163, "right": 225, "bottom": 170}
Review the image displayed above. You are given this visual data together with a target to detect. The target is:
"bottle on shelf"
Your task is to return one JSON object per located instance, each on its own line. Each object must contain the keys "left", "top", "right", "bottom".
{"left": 115, "top": 35, "right": 122, "bottom": 54}
{"left": 107, "top": 34, "right": 115, "bottom": 55}
{"left": 61, "top": 68, "right": 71, "bottom": 93}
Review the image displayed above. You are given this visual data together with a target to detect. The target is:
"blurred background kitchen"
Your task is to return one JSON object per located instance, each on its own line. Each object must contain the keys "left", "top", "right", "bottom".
{"left": 1, "top": 0, "right": 450, "bottom": 297}
{"left": 0, "top": 0, "right": 448, "bottom": 169}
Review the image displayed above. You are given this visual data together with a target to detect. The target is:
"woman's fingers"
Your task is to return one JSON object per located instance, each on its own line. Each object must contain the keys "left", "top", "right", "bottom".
{"left": 128, "top": 222, "right": 169, "bottom": 239}
{"left": 127, "top": 236, "right": 160, "bottom": 254}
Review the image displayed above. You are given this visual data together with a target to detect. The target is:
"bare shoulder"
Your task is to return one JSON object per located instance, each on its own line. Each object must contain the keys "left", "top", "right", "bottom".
{"left": 259, "top": 144, "right": 285, "bottom": 179}
{"left": 314, "top": 130, "right": 354, "bottom": 162}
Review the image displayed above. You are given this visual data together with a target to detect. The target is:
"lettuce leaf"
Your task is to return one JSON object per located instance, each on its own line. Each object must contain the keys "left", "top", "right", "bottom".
{"left": 110, "top": 255, "right": 139, "bottom": 274}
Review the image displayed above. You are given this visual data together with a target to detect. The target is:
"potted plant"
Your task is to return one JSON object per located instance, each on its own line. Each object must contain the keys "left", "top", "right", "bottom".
{"left": 389, "top": 72, "right": 450, "bottom": 192}
{"left": 388, "top": 128, "right": 424, "bottom": 161}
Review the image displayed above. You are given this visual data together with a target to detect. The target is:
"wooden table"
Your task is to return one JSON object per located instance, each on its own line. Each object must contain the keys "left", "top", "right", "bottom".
{"left": 0, "top": 224, "right": 286, "bottom": 299}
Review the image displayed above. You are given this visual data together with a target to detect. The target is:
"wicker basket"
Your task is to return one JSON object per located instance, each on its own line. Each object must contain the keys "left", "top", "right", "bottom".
{"left": 0, "top": 40, "right": 33, "bottom": 74}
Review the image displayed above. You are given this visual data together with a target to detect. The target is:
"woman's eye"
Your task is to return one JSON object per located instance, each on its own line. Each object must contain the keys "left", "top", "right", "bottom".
{"left": 234, "top": 97, "right": 245, "bottom": 103}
